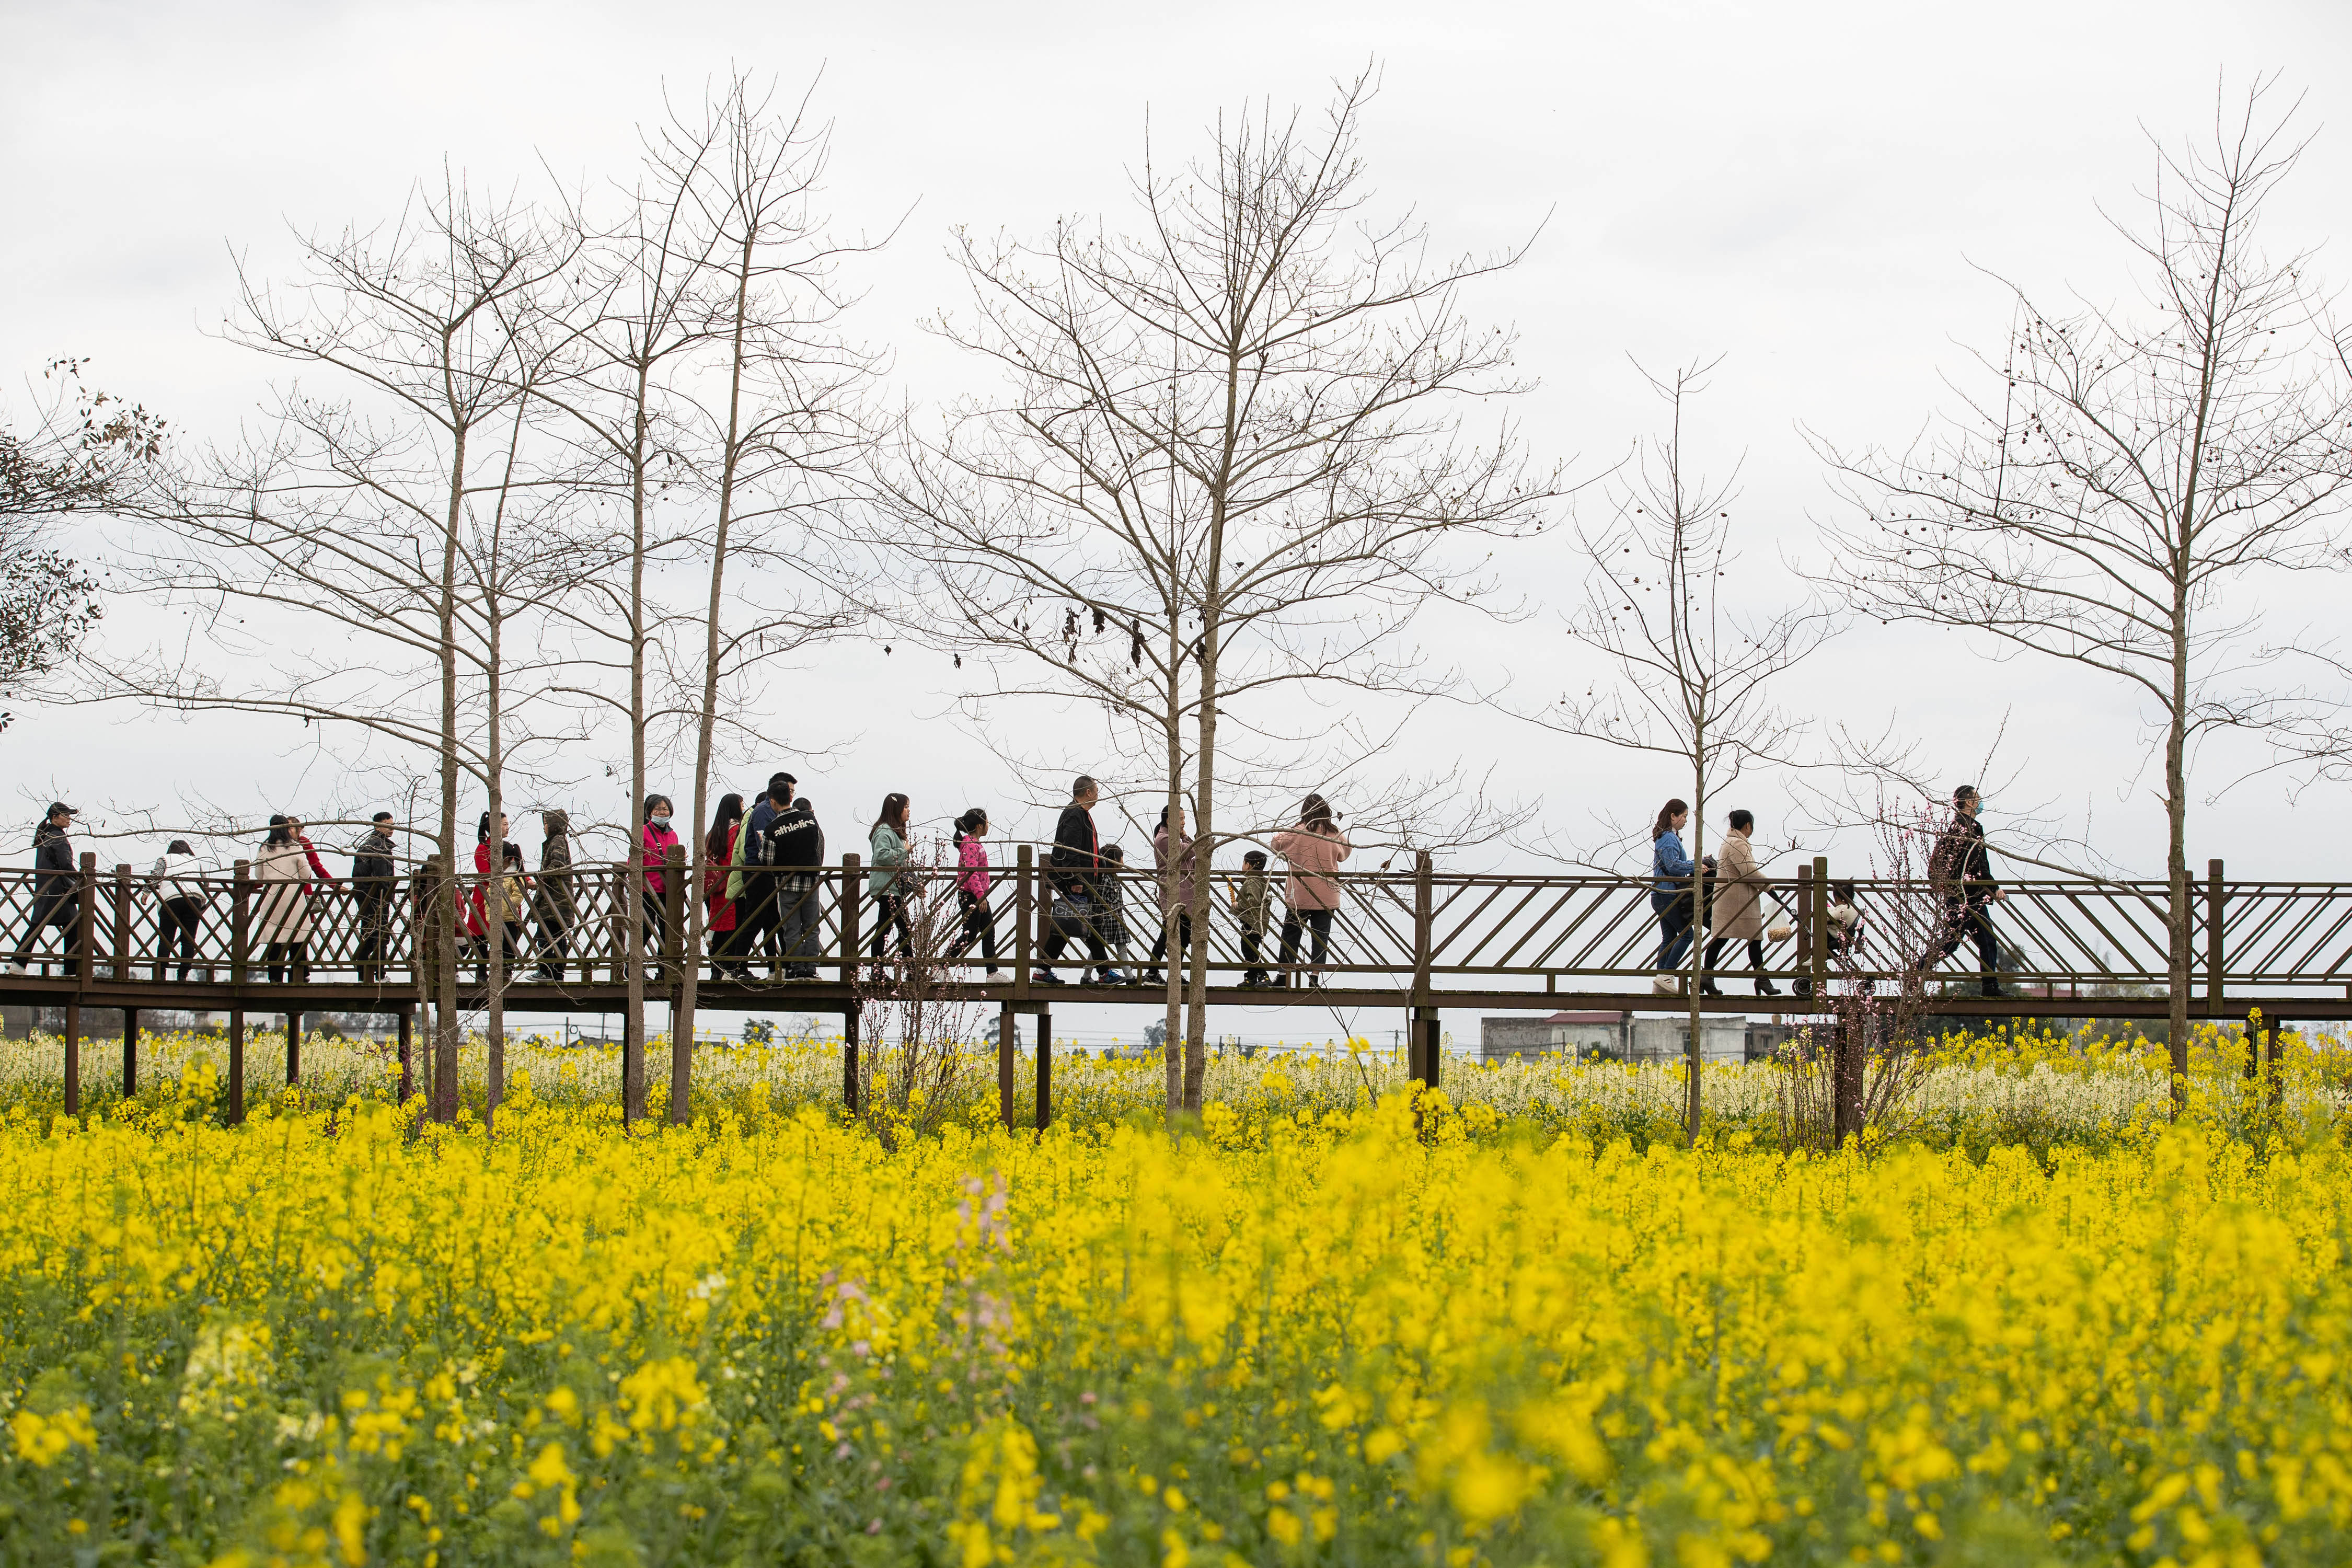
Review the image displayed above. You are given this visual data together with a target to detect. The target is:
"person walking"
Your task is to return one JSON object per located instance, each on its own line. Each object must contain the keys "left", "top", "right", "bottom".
{"left": 768, "top": 793, "right": 826, "bottom": 979}
{"left": 144, "top": 838, "right": 210, "bottom": 982}
{"left": 534, "top": 809, "right": 577, "bottom": 981}
{"left": 1702, "top": 809, "right": 1778, "bottom": 997}
{"left": 1094, "top": 844, "right": 1136, "bottom": 978}
{"left": 725, "top": 774, "right": 795, "bottom": 976}
{"left": 254, "top": 815, "right": 314, "bottom": 983}
{"left": 1931, "top": 784, "right": 2004, "bottom": 998}
{"left": 641, "top": 795, "right": 681, "bottom": 967}
{"left": 1650, "top": 799, "right": 1697, "bottom": 995}
{"left": 704, "top": 793, "right": 745, "bottom": 979}
{"left": 352, "top": 812, "right": 397, "bottom": 984}
{"left": 868, "top": 792, "right": 914, "bottom": 962}
{"left": 950, "top": 808, "right": 1002, "bottom": 979}
{"left": 1273, "top": 793, "right": 1351, "bottom": 988}
{"left": 1235, "top": 849, "right": 1273, "bottom": 986}
{"left": 1040, "top": 776, "right": 1111, "bottom": 985}
{"left": 1142, "top": 805, "right": 1196, "bottom": 987}
{"left": 6, "top": 802, "right": 82, "bottom": 976}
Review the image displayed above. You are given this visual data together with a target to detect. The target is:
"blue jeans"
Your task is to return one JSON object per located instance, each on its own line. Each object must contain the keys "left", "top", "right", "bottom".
{"left": 1653, "top": 890, "right": 1694, "bottom": 971}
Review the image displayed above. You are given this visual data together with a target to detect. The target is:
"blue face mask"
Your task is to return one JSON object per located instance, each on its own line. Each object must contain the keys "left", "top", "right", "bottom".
{"left": 652, "top": 814, "right": 672, "bottom": 827}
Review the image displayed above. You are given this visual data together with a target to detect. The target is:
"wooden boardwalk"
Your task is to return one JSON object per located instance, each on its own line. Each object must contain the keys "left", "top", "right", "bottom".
{"left": 8, "top": 846, "right": 2344, "bottom": 1117}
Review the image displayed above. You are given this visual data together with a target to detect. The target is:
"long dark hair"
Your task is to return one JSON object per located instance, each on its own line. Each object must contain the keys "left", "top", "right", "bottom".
{"left": 264, "top": 813, "right": 293, "bottom": 847}
{"left": 872, "top": 792, "right": 910, "bottom": 836}
{"left": 1299, "top": 792, "right": 1334, "bottom": 832}
{"left": 707, "top": 793, "right": 744, "bottom": 857}
{"left": 1652, "top": 799, "right": 1689, "bottom": 841}
{"left": 953, "top": 807, "right": 988, "bottom": 846}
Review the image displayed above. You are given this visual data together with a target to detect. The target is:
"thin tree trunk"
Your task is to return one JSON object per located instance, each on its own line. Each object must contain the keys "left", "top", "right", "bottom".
{"left": 623, "top": 375, "right": 651, "bottom": 1126}
{"left": 1687, "top": 765, "right": 1705, "bottom": 1147}
{"left": 675, "top": 225, "right": 758, "bottom": 1123}
{"left": 434, "top": 421, "right": 467, "bottom": 1123}
{"left": 2166, "top": 614, "right": 2192, "bottom": 1111}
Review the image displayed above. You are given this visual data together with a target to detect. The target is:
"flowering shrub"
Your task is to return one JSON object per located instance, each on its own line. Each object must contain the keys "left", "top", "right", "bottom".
{"left": 2, "top": 1063, "right": 2351, "bottom": 1563}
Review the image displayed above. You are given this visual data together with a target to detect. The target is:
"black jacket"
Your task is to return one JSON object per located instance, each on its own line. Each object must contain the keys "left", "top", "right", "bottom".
{"left": 30, "top": 821, "right": 74, "bottom": 903}
{"left": 1050, "top": 804, "right": 1099, "bottom": 897}
{"left": 352, "top": 828, "right": 397, "bottom": 891}
{"left": 1930, "top": 814, "right": 1997, "bottom": 902}
{"left": 741, "top": 798, "right": 782, "bottom": 873}
{"left": 768, "top": 803, "right": 825, "bottom": 871}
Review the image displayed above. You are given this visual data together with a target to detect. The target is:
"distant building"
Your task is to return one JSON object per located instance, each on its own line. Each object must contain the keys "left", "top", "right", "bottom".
{"left": 1628, "top": 1015, "right": 1750, "bottom": 1064}
{"left": 1481, "top": 1011, "right": 1632, "bottom": 1063}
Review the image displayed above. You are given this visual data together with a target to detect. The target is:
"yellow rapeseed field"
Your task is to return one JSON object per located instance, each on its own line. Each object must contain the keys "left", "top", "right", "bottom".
{"left": 3, "top": 1032, "right": 2350, "bottom": 1567}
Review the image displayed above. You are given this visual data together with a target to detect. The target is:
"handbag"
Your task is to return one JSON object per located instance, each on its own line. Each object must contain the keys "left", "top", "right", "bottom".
{"left": 1049, "top": 895, "right": 1088, "bottom": 936}
{"left": 1767, "top": 921, "right": 1795, "bottom": 943}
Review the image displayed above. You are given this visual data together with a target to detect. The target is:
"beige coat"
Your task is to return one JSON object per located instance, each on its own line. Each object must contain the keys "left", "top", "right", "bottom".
{"left": 1711, "top": 830, "right": 1767, "bottom": 941}
{"left": 251, "top": 840, "right": 313, "bottom": 944}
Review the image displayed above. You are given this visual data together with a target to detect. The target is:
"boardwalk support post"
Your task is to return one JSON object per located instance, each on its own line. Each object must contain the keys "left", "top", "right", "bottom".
{"left": 397, "top": 1005, "right": 413, "bottom": 1103}
{"left": 840, "top": 854, "right": 863, "bottom": 984}
{"left": 1035, "top": 1009, "right": 1052, "bottom": 1132}
{"left": 998, "top": 1000, "right": 1017, "bottom": 1128}
{"left": 113, "top": 862, "right": 133, "bottom": 983}
{"left": 64, "top": 1001, "right": 80, "bottom": 1116}
{"left": 843, "top": 1005, "right": 860, "bottom": 1116}
{"left": 1013, "top": 846, "right": 1033, "bottom": 1000}
{"left": 286, "top": 1011, "right": 301, "bottom": 1086}
{"left": 231, "top": 860, "right": 252, "bottom": 987}
{"left": 1810, "top": 855, "right": 1829, "bottom": 1002}
{"left": 122, "top": 1007, "right": 137, "bottom": 1099}
{"left": 662, "top": 844, "right": 686, "bottom": 988}
{"left": 228, "top": 1007, "right": 245, "bottom": 1124}
{"left": 2206, "top": 859, "right": 2224, "bottom": 1017}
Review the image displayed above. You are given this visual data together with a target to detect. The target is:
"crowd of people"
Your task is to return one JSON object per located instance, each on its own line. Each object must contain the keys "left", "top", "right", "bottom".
{"left": 0, "top": 775, "right": 1364, "bottom": 989}
{"left": 3, "top": 778, "right": 2005, "bottom": 994}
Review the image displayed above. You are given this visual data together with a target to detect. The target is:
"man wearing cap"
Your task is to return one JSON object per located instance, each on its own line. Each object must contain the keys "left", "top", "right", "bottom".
{"left": 6, "top": 802, "right": 82, "bottom": 975}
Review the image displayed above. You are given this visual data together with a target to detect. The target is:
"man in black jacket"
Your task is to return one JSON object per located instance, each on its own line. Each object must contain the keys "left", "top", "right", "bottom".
{"left": 352, "top": 811, "right": 399, "bottom": 984}
{"left": 1930, "top": 785, "right": 2003, "bottom": 998}
{"left": 1041, "top": 775, "right": 1115, "bottom": 984}
{"left": 7, "top": 802, "right": 80, "bottom": 976}
{"left": 768, "top": 792, "right": 825, "bottom": 979}
{"left": 727, "top": 774, "right": 796, "bottom": 977}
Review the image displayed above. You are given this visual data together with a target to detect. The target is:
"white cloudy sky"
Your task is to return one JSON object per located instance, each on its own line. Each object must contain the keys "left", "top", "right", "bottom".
{"left": 7, "top": 0, "right": 2351, "bottom": 1037}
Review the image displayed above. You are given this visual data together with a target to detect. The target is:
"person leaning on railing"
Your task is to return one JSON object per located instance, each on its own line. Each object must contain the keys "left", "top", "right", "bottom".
{"left": 1272, "top": 793, "right": 1350, "bottom": 989}
{"left": 5, "top": 802, "right": 81, "bottom": 976}
{"left": 534, "top": 809, "right": 577, "bottom": 981}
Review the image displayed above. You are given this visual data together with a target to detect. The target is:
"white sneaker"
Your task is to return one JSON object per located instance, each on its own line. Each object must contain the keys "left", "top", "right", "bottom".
{"left": 1652, "top": 972, "right": 1680, "bottom": 996}
{"left": 985, "top": 968, "right": 1006, "bottom": 981}
{"left": 1, "top": 963, "right": 21, "bottom": 976}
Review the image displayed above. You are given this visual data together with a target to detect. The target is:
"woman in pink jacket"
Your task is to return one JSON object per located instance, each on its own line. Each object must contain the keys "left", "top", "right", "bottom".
{"left": 640, "top": 794, "right": 681, "bottom": 959}
{"left": 1271, "top": 792, "right": 1350, "bottom": 988}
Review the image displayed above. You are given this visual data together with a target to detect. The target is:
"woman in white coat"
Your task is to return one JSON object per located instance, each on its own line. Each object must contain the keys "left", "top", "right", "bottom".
{"left": 253, "top": 815, "right": 314, "bottom": 982}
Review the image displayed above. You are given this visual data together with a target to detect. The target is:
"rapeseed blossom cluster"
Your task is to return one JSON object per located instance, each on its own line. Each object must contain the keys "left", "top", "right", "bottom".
{"left": 3, "top": 1047, "right": 2350, "bottom": 1565}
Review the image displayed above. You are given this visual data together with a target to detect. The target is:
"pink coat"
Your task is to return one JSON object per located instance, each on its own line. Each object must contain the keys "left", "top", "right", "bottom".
{"left": 958, "top": 835, "right": 991, "bottom": 900}
{"left": 1152, "top": 824, "right": 1195, "bottom": 911}
{"left": 641, "top": 820, "right": 681, "bottom": 897}
{"left": 1270, "top": 823, "right": 1350, "bottom": 910}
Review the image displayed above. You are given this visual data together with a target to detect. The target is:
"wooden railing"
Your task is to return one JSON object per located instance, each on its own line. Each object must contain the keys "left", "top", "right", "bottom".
{"left": 3, "top": 848, "right": 2344, "bottom": 1001}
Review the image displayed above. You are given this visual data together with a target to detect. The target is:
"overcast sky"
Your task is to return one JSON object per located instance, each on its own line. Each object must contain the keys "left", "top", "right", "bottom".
{"left": 8, "top": 0, "right": 2352, "bottom": 1040}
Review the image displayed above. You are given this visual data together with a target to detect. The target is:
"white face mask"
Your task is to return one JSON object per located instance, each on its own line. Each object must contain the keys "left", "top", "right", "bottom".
{"left": 652, "top": 814, "right": 672, "bottom": 827}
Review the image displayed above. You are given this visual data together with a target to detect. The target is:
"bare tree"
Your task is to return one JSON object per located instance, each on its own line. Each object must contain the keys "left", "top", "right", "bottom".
{"left": 1534, "top": 361, "right": 1831, "bottom": 1145}
{"left": 654, "top": 76, "right": 883, "bottom": 1122}
{"left": 872, "top": 73, "right": 1562, "bottom": 1111}
{"left": 79, "top": 179, "right": 580, "bottom": 1122}
{"left": 1813, "top": 84, "right": 2352, "bottom": 1098}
